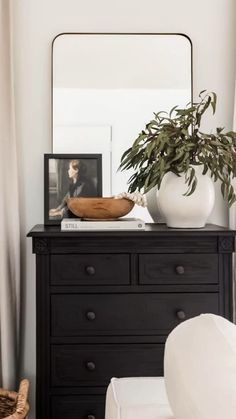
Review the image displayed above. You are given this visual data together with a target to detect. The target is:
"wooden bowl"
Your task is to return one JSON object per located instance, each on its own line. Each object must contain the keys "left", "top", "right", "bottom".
{"left": 67, "top": 197, "right": 134, "bottom": 219}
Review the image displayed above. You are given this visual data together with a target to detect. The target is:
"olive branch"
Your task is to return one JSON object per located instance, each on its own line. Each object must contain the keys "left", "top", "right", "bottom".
{"left": 119, "top": 91, "right": 236, "bottom": 206}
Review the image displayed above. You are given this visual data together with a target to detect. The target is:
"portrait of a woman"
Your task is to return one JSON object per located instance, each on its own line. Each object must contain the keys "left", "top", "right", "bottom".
{"left": 45, "top": 154, "right": 102, "bottom": 222}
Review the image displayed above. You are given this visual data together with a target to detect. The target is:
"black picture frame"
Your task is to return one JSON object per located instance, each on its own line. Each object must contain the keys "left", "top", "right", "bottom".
{"left": 44, "top": 153, "right": 102, "bottom": 225}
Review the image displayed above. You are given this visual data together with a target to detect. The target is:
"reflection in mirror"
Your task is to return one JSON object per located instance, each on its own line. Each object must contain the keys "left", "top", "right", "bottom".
{"left": 52, "top": 33, "right": 192, "bottom": 221}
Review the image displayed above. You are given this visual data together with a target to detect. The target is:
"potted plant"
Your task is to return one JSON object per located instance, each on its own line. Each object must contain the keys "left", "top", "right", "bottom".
{"left": 119, "top": 91, "right": 236, "bottom": 227}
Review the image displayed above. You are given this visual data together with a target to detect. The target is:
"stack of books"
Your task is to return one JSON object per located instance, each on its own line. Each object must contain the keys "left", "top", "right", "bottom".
{"left": 61, "top": 217, "right": 145, "bottom": 231}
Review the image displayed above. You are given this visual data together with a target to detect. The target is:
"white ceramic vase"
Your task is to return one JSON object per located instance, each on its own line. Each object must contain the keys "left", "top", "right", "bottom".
{"left": 146, "top": 187, "right": 166, "bottom": 223}
{"left": 157, "top": 168, "right": 215, "bottom": 228}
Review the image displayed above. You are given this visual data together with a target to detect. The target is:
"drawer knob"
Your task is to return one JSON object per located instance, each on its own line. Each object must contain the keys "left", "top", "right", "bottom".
{"left": 176, "top": 310, "right": 186, "bottom": 320}
{"left": 86, "top": 361, "right": 96, "bottom": 371}
{"left": 86, "top": 311, "right": 96, "bottom": 321}
{"left": 87, "top": 416, "right": 95, "bottom": 419}
{"left": 86, "top": 266, "right": 96, "bottom": 275}
{"left": 175, "top": 265, "right": 185, "bottom": 275}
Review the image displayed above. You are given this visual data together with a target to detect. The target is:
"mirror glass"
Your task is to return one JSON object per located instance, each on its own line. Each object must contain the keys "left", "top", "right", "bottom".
{"left": 52, "top": 33, "right": 192, "bottom": 221}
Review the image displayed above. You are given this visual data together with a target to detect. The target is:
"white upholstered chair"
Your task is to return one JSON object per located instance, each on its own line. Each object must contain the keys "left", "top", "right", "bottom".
{"left": 105, "top": 376, "right": 173, "bottom": 419}
{"left": 105, "top": 314, "right": 236, "bottom": 419}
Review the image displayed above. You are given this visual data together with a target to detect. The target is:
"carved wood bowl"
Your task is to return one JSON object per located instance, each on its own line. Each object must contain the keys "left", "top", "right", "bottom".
{"left": 67, "top": 197, "right": 135, "bottom": 219}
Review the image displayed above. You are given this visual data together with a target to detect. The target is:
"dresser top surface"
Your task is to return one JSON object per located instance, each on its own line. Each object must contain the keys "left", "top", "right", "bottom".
{"left": 27, "top": 223, "right": 236, "bottom": 238}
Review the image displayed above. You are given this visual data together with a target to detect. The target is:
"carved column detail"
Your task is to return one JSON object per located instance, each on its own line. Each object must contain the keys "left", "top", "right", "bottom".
{"left": 218, "top": 236, "right": 235, "bottom": 253}
{"left": 34, "top": 238, "right": 49, "bottom": 254}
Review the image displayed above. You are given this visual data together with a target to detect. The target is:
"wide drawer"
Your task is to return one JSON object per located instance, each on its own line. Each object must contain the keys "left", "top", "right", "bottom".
{"left": 51, "top": 293, "right": 219, "bottom": 336}
{"left": 51, "top": 254, "right": 130, "bottom": 285}
{"left": 51, "top": 395, "right": 105, "bottom": 419}
{"left": 139, "top": 254, "right": 218, "bottom": 284}
{"left": 51, "top": 343, "right": 164, "bottom": 387}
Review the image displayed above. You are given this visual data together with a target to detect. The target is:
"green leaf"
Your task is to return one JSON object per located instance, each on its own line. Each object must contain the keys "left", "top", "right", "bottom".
{"left": 132, "top": 134, "right": 147, "bottom": 149}
{"left": 120, "top": 147, "right": 132, "bottom": 163}
{"left": 119, "top": 90, "right": 236, "bottom": 204}
{"left": 221, "top": 182, "right": 226, "bottom": 199}
{"left": 187, "top": 167, "right": 195, "bottom": 186}
{"left": 229, "top": 194, "right": 236, "bottom": 207}
{"left": 169, "top": 105, "right": 178, "bottom": 118}
{"left": 198, "top": 95, "right": 211, "bottom": 116}
{"left": 202, "top": 163, "right": 208, "bottom": 175}
{"left": 210, "top": 92, "right": 217, "bottom": 114}
{"left": 176, "top": 107, "right": 195, "bottom": 116}
{"left": 183, "top": 177, "right": 197, "bottom": 196}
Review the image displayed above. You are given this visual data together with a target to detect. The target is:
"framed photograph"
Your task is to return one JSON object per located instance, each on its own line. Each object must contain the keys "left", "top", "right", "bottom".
{"left": 44, "top": 153, "right": 102, "bottom": 225}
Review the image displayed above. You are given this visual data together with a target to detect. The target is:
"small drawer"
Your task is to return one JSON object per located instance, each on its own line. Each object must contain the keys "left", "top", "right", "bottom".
{"left": 51, "top": 395, "right": 105, "bottom": 419}
{"left": 51, "top": 254, "right": 130, "bottom": 285}
{"left": 51, "top": 343, "right": 164, "bottom": 387}
{"left": 139, "top": 254, "right": 218, "bottom": 284}
{"left": 51, "top": 293, "right": 219, "bottom": 337}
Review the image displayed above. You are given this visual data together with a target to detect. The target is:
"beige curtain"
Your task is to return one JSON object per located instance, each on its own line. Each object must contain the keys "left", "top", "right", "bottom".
{"left": 0, "top": 0, "right": 20, "bottom": 388}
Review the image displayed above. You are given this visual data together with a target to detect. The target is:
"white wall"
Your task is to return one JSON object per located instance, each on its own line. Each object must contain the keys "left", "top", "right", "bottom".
{"left": 13, "top": 0, "right": 236, "bottom": 417}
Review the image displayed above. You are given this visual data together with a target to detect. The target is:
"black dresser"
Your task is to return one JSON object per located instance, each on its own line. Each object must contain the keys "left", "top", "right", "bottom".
{"left": 28, "top": 224, "right": 235, "bottom": 419}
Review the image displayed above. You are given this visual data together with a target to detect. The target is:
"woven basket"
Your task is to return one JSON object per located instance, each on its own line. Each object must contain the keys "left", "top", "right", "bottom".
{"left": 0, "top": 379, "right": 29, "bottom": 419}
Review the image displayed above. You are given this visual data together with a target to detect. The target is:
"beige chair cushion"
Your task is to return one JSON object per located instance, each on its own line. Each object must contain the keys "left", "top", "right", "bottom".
{"left": 164, "top": 313, "right": 236, "bottom": 419}
{"left": 105, "top": 377, "right": 174, "bottom": 419}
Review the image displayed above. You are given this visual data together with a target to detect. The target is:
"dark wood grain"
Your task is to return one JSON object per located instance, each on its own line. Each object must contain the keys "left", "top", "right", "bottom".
{"left": 51, "top": 254, "right": 130, "bottom": 285}
{"left": 28, "top": 223, "right": 235, "bottom": 419}
{"left": 51, "top": 395, "right": 105, "bottom": 419}
{"left": 139, "top": 254, "right": 218, "bottom": 284}
{"left": 51, "top": 344, "right": 164, "bottom": 387}
{"left": 51, "top": 292, "right": 219, "bottom": 337}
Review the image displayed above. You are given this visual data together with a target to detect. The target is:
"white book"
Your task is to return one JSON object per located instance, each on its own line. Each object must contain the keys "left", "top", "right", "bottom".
{"left": 61, "top": 217, "right": 146, "bottom": 231}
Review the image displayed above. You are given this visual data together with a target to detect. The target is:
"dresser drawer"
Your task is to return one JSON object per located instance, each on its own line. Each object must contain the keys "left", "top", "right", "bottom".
{"left": 139, "top": 254, "right": 218, "bottom": 284}
{"left": 51, "top": 395, "right": 105, "bottom": 419}
{"left": 51, "top": 343, "right": 164, "bottom": 387}
{"left": 51, "top": 293, "right": 219, "bottom": 336}
{"left": 51, "top": 254, "right": 130, "bottom": 285}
